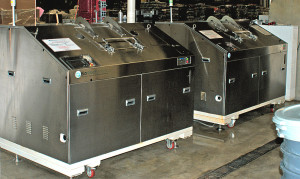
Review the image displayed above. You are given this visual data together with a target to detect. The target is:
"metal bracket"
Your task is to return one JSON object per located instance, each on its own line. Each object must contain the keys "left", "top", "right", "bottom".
{"left": 75, "top": 17, "right": 98, "bottom": 39}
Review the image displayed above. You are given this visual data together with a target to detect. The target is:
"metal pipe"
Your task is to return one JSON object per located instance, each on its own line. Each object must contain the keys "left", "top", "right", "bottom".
{"left": 35, "top": 0, "right": 36, "bottom": 26}
{"left": 95, "top": 10, "right": 98, "bottom": 23}
{"left": 12, "top": 6, "right": 15, "bottom": 26}
{"left": 169, "top": 0, "right": 173, "bottom": 23}
{"left": 170, "top": 7, "right": 173, "bottom": 23}
{"left": 127, "top": 0, "right": 136, "bottom": 23}
{"left": 11, "top": 0, "right": 16, "bottom": 26}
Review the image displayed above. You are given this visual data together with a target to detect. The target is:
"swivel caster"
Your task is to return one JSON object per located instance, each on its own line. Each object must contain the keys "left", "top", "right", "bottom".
{"left": 270, "top": 108, "right": 275, "bottom": 113}
{"left": 227, "top": 119, "right": 236, "bottom": 128}
{"left": 166, "top": 139, "right": 176, "bottom": 150}
{"left": 86, "top": 167, "right": 96, "bottom": 178}
{"left": 270, "top": 104, "right": 275, "bottom": 113}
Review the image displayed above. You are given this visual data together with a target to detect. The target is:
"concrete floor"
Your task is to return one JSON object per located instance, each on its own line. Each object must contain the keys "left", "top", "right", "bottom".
{"left": 0, "top": 102, "right": 298, "bottom": 179}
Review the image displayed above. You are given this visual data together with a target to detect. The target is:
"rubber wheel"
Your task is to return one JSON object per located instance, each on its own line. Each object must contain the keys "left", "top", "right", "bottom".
{"left": 167, "top": 141, "right": 175, "bottom": 150}
{"left": 87, "top": 169, "right": 95, "bottom": 178}
{"left": 227, "top": 123, "right": 235, "bottom": 128}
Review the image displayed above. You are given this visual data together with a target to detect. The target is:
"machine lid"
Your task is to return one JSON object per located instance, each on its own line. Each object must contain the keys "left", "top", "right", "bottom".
{"left": 273, "top": 104, "right": 300, "bottom": 142}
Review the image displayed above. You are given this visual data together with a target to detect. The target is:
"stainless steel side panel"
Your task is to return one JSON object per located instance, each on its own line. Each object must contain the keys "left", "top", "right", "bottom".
{"left": 156, "top": 23, "right": 226, "bottom": 115}
{"left": 0, "top": 27, "right": 15, "bottom": 140}
{"left": 141, "top": 68, "right": 193, "bottom": 141}
{"left": 0, "top": 27, "right": 69, "bottom": 162}
{"left": 69, "top": 76, "right": 141, "bottom": 163}
{"left": 259, "top": 52, "right": 287, "bottom": 103}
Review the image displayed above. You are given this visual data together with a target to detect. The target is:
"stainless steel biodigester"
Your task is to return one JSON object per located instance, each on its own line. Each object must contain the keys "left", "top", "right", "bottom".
{"left": 156, "top": 16, "right": 287, "bottom": 126}
{"left": 0, "top": 19, "right": 194, "bottom": 177}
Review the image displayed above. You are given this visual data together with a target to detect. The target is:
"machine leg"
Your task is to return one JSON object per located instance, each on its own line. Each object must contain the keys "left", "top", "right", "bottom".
{"left": 216, "top": 124, "right": 225, "bottom": 132}
{"left": 15, "top": 154, "right": 21, "bottom": 163}
{"left": 86, "top": 166, "right": 96, "bottom": 178}
{"left": 166, "top": 139, "right": 176, "bottom": 150}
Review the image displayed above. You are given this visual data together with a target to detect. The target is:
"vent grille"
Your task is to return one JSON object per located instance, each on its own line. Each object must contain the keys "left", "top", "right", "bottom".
{"left": 42, "top": 126, "right": 49, "bottom": 140}
{"left": 26, "top": 121, "right": 32, "bottom": 134}
{"left": 12, "top": 117, "right": 17, "bottom": 129}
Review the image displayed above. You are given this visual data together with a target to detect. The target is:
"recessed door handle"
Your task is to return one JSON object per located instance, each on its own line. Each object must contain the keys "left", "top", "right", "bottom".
{"left": 77, "top": 109, "right": 88, "bottom": 117}
{"left": 251, "top": 73, "right": 258, "bottom": 78}
{"left": 229, "top": 78, "right": 235, "bottom": 84}
{"left": 126, "top": 98, "right": 136, "bottom": 106}
{"left": 183, "top": 87, "right": 191, "bottom": 94}
{"left": 43, "top": 77, "right": 51, "bottom": 84}
{"left": 147, "top": 94, "right": 156, "bottom": 102}
{"left": 8, "top": 71, "right": 15, "bottom": 77}
{"left": 202, "top": 58, "right": 210, "bottom": 63}
{"left": 261, "top": 71, "right": 268, "bottom": 76}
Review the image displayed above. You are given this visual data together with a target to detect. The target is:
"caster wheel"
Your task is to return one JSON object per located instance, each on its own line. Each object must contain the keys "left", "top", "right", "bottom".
{"left": 227, "top": 123, "right": 235, "bottom": 128}
{"left": 227, "top": 119, "right": 236, "bottom": 128}
{"left": 166, "top": 139, "right": 175, "bottom": 150}
{"left": 270, "top": 108, "right": 275, "bottom": 113}
{"left": 87, "top": 168, "right": 95, "bottom": 178}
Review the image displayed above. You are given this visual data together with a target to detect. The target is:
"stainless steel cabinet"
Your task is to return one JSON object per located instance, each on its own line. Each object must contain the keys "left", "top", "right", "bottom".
{"left": 226, "top": 57, "right": 260, "bottom": 114}
{"left": 141, "top": 68, "right": 193, "bottom": 141}
{"left": 69, "top": 76, "right": 141, "bottom": 163}
{"left": 259, "top": 53, "right": 287, "bottom": 103}
{"left": 157, "top": 17, "right": 287, "bottom": 125}
{"left": 0, "top": 22, "right": 194, "bottom": 168}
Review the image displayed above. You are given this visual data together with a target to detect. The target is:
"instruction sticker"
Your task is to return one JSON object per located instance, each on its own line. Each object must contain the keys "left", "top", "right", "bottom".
{"left": 42, "top": 38, "right": 81, "bottom": 52}
{"left": 199, "top": 30, "right": 223, "bottom": 39}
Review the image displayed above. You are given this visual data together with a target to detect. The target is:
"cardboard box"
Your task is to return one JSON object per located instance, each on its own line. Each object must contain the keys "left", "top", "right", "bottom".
{"left": 0, "top": 9, "right": 38, "bottom": 25}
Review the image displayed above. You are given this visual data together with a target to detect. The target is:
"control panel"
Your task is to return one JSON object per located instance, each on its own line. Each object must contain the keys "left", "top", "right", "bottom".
{"left": 177, "top": 56, "right": 191, "bottom": 66}
{"left": 61, "top": 55, "right": 97, "bottom": 69}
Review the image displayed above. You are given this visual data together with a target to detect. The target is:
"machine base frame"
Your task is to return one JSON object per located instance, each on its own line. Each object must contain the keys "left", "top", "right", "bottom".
{"left": 194, "top": 97, "right": 285, "bottom": 125}
{"left": 0, "top": 127, "right": 192, "bottom": 177}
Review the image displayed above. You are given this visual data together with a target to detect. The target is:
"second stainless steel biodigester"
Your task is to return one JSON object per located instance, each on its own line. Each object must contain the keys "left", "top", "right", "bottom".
{"left": 156, "top": 16, "right": 287, "bottom": 126}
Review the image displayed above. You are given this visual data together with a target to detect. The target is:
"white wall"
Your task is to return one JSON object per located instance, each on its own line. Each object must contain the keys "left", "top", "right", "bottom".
{"left": 269, "top": 0, "right": 300, "bottom": 100}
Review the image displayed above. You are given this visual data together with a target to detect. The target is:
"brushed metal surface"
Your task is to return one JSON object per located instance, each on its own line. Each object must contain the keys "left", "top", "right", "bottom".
{"left": 259, "top": 52, "right": 287, "bottom": 103}
{"left": 156, "top": 20, "right": 287, "bottom": 116}
{"left": 141, "top": 68, "right": 193, "bottom": 141}
{"left": 69, "top": 76, "right": 141, "bottom": 163}
{"left": 0, "top": 22, "right": 194, "bottom": 164}
{"left": 0, "top": 26, "right": 69, "bottom": 162}
{"left": 225, "top": 57, "right": 260, "bottom": 114}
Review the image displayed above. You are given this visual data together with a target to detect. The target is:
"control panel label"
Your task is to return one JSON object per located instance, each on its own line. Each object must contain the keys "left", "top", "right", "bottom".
{"left": 177, "top": 57, "right": 191, "bottom": 66}
{"left": 42, "top": 38, "right": 81, "bottom": 52}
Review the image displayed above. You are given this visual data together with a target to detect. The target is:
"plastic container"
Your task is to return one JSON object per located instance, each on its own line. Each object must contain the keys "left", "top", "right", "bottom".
{"left": 273, "top": 104, "right": 300, "bottom": 179}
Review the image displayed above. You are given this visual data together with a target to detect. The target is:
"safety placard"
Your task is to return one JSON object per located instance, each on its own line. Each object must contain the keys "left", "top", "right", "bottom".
{"left": 42, "top": 38, "right": 81, "bottom": 52}
{"left": 199, "top": 30, "right": 223, "bottom": 39}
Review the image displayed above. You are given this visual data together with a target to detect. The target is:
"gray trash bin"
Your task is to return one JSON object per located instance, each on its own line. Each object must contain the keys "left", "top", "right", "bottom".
{"left": 273, "top": 104, "right": 300, "bottom": 179}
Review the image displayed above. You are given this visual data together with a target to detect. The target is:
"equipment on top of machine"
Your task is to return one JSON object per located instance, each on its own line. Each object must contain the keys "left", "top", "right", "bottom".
{"left": 156, "top": 16, "right": 287, "bottom": 127}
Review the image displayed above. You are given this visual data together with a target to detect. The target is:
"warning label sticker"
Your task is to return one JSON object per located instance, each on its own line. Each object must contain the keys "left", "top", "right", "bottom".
{"left": 199, "top": 30, "right": 223, "bottom": 39}
{"left": 42, "top": 38, "right": 81, "bottom": 52}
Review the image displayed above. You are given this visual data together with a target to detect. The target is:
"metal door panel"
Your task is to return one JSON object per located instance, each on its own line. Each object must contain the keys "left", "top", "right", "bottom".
{"left": 141, "top": 68, "right": 193, "bottom": 141}
{"left": 69, "top": 76, "right": 141, "bottom": 163}
{"left": 226, "top": 57, "right": 259, "bottom": 114}
{"left": 259, "top": 53, "right": 287, "bottom": 102}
